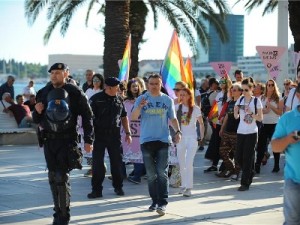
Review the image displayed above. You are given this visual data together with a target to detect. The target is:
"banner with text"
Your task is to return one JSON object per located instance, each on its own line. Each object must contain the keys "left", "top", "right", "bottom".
{"left": 121, "top": 121, "right": 178, "bottom": 165}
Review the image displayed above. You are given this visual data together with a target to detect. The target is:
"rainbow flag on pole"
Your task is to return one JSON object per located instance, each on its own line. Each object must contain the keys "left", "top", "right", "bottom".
{"left": 184, "top": 56, "right": 194, "bottom": 93}
{"left": 160, "top": 30, "right": 186, "bottom": 98}
{"left": 118, "top": 34, "right": 131, "bottom": 82}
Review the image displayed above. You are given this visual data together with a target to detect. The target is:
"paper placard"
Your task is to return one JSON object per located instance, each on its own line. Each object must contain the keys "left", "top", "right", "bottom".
{"left": 210, "top": 62, "right": 232, "bottom": 77}
{"left": 256, "top": 46, "right": 286, "bottom": 75}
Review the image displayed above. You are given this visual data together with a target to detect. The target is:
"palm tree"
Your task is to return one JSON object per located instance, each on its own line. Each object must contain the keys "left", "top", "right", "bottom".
{"left": 25, "top": 0, "right": 130, "bottom": 78}
{"left": 104, "top": 1, "right": 130, "bottom": 77}
{"left": 129, "top": 1, "right": 148, "bottom": 77}
{"left": 234, "top": 0, "right": 300, "bottom": 52}
{"left": 25, "top": 0, "right": 230, "bottom": 78}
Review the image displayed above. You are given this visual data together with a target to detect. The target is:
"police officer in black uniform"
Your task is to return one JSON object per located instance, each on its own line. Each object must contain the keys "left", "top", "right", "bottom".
{"left": 87, "top": 77, "right": 132, "bottom": 198}
{"left": 33, "top": 63, "right": 94, "bottom": 225}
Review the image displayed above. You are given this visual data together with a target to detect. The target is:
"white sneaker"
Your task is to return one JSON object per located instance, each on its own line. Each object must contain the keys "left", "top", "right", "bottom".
{"left": 178, "top": 187, "right": 186, "bottom": 194}
{"left": 231, "top": 174, "right": 239, "bottom": 181}
{"left": 183, "top": 188, "right": 192, "bottom": 197}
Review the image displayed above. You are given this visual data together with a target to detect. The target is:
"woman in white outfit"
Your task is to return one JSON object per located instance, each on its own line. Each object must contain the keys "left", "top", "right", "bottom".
{"left": 83, "top": 73, "right": 104, "bottom": 177}
{"left": 176, "top": 88, "right": 204, "bottom": 197}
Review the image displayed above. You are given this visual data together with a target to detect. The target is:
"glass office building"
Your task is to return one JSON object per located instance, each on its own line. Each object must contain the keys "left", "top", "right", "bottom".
{"left": 208, "top": 14, "right": 244, "bottom": 63}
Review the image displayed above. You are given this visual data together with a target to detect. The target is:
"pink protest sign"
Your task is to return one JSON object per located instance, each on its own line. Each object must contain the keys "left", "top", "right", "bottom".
{"left": 256, "top": 46, "right": 286, "bottom": 75}
{"left": 210, "top": 62, "right": 232, "bottom": 77}
{"left": 269, "top": 63, "right": 281, "bottom": 81}
{"left": 291, "top": 51, "right": 300, "bottom": 70}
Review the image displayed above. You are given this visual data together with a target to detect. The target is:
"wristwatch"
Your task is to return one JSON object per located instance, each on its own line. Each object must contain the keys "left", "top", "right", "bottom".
{"left": 176, "top": 130, "right": 182, "bottom": 135}
{"left": 125, "top": 132, "right": 132, "bottom": 136}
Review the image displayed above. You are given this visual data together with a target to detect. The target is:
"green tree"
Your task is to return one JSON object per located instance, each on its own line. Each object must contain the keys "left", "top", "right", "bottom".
{"left": 234, "top": 0, "right": 300, "bottom": 52}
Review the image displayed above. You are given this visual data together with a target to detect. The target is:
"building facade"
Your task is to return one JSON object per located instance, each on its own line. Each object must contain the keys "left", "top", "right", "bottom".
{"left": 208, "top": 14, "right": 244, "bottom": 63}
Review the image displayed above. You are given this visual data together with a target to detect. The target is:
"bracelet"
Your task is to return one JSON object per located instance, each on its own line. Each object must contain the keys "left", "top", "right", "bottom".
{"left": 125, "top": 132, "right": 131, "bottom": 136}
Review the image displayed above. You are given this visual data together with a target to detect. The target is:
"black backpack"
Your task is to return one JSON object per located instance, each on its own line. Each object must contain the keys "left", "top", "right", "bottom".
{"left": 201, "top": 91, "right": 213, "bottom": 117}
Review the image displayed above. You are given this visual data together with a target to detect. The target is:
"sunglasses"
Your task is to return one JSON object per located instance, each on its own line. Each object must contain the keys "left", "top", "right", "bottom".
{"left": 173, "top": 88, "right": 180, "bottom": 92}
{"left": 284, "top": 83, "right": 290, "bottom": 86}
{"left": 219, "top": 80, "right": 226, "bottom": 84}
{"left": 267, "top": 84, "right": 274, "bottom": 87}
{"left": 93, "top": 79, "right": 101, "bottom": 83}
{"left": 243, "top": 89, "right": 249, "bottom": 92}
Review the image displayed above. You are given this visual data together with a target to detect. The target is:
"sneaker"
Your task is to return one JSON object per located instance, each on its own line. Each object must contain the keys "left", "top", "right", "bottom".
{"left": 183, "top": 188, "right": 192, "bottom": 197}
{"left": 156, "top": 205, "right": 166, "bottom": 216}
{"left": 238, "top": 185, "right": 249, "bottom": 191}
{"left": 87, "top": 191, "right": 102, "bottom": 199}
{"left": 198, "top": 146, "right": 204, "bottom": 151}
{"left": 230, "top": 172, "right": 240, "bottom": 181}
{"left": 204, "top": 165, "right": 218, "bottom": 173}
{"left": 84, "top": 169, "right": 92, "bottom": 177}
{"left": 114, "top": 188, "right": 125, "bottom": 196}
{"left": 127, "top": 176, "right": 141, "bottom": 184}
{"left": 178, "top": 187, "right": 186, "bottom": 194}
{"left": 148, "top": 203, "right": 157, "bottom": 211}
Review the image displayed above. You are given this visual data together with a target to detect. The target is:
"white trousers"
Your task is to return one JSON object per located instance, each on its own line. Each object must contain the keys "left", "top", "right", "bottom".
{"left": 176, "top": 136, "right": 198, "bottom": 189}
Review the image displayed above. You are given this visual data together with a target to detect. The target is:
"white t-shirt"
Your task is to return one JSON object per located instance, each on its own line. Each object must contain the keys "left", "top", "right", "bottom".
{"left": 175, "top": 104, "right": 201, "bottom": 138}
{"left": 285, "top": 88, "right": 299, "bottom": 110}
{"left": 235, "top": 96, "right": 263, "bottom": 134}
{"left": 85, "top": 88, "right": 102, "bottom": 100}
{"left": 260, "top": 97, "right": 280, "bottom": 124}
{"left": 23, "top": 86, "right": 36, "bottom": 100}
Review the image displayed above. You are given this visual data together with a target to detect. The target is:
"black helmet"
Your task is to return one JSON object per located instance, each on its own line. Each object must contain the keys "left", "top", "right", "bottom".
{"left": 46, "top": 88, "right": 70, "bottom": 122}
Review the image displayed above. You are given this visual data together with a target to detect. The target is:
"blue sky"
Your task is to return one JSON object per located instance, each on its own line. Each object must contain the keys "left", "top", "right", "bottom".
{"left": 0, "top": 0, "right": 293, "bottom": 65}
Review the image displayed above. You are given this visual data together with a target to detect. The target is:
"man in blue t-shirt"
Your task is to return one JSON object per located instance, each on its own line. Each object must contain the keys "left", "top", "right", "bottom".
{"left": 132, "top": 74, "right": 181, "bottom": 216}
{"left": 271, "top": 85, "right": 300, "bottom": 225}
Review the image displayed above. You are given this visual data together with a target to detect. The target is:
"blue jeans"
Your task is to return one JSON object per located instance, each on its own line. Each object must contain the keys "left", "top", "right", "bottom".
{"left": 141, "top": 142, "right": 169, "bottom": 206}
{"left": 283, "top": 179, "right": 300, "bottom": 225}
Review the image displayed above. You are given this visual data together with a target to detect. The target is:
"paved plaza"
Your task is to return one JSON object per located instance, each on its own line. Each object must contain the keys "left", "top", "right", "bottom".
{"left": 0, "top": 144, "right": 284, "bottom": 225}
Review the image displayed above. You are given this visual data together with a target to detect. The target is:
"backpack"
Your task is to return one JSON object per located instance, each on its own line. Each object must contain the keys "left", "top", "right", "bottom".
{"left": 201, "top": 91, "right": 213, "bottom": 117}
{"left": 239, "top": 96, "right": 263, "bottom": 130}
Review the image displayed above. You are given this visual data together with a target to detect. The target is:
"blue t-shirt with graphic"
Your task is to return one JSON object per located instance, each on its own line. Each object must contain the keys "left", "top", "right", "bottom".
{"left": 272, "top": 108, "right": 300, "bottom": 183}
{"left": 133, "top": 92, "right": 176, "bottom": 144}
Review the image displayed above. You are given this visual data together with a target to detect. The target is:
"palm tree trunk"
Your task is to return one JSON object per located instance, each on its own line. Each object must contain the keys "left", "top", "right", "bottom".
{"left": 104, "top": 0, "right": 130, "bottom": 78}
{"left": 129, "top": 1, "right": 148, "bottom": 78}
{"left": 289, "top": 1, "right": 300, "bottom": 52}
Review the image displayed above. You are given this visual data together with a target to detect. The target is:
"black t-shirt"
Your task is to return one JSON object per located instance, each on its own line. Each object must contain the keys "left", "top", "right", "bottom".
{"left": 225, "top": 100, "right": 240, "bottom": 133}
{"left": 90, "top": 91, "right": 127, "bottom": 132}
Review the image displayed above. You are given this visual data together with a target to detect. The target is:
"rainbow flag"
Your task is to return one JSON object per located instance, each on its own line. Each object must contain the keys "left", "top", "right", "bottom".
{"left": 184, "top": 56, "right": 194, "bottom": 93}
{"left": 160, "top": 30, "right": 186, "bottom": 98}
{"left": 208, "top": 100, "right": 218, "bottom": 128}
{"left": 118, "top": 34, "right": 131, "bottom": 82}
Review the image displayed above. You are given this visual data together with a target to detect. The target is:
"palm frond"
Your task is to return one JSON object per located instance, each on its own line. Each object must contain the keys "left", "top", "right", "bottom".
{"left": 24, "top": 0, "right": 49, "bottom": 25}
{"left": 85, "top": 0, "right": 98, "bottom": 26}
{"left": 43, "top": 1, "right": 85, "bottom": 44}
{"left": 148, "top": 1, "right": 159, "bottom": 29}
